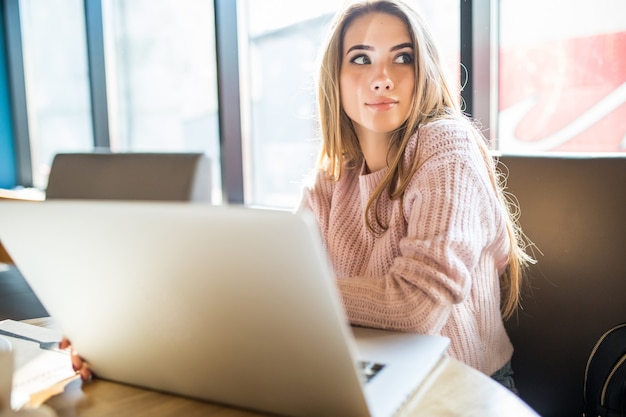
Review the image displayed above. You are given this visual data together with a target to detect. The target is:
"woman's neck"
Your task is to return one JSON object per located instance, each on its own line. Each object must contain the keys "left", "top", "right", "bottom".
{"left": 357, "top": 130, "right": 396, "bottom": 173}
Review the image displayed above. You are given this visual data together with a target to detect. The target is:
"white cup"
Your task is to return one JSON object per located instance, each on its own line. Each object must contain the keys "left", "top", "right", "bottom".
{"left": 0, "top": 337, "right": 13, "bottom": 413}
{"left": 0, "top": 337, "right": 58, "bottom": 417}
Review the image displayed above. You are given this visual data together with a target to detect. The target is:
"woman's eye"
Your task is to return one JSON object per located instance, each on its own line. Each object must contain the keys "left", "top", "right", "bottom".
{"left": 395, "top": 53, "right": 413, "bottom": 64}
{"left": 350, "top": 55, "right": 371, "bottom": 65}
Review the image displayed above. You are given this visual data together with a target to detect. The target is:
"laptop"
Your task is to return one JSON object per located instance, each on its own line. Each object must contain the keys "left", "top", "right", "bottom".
{"left": 0, "top": 200, "right": 449, "bottom": 417}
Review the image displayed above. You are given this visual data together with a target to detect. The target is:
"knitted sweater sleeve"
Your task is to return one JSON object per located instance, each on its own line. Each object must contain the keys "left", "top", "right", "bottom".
{"left": 302, "top": 120, "right": 507, "bottom": 335}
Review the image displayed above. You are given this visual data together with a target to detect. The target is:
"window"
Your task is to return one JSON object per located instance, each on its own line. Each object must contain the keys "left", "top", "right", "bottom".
{"left": 498, "top": 0, "right": 626, "bottom": 152}
{"left": 239, "top": 0, "right": 460, "bottom": 209}
{"left": 5, "top": 1, "right": 622, "bottom": 205}
{"left": 19, "top": 0, "right": 93, "bottom": 189}
{"left": 102, "top": 0, "right": 222, "bottom": 202}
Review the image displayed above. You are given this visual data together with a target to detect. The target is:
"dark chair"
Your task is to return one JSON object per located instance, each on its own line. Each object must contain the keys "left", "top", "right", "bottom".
{"left": 45, "top": 152, "right": 211, "bottom": 202}
{"left": 498, "top": 154, "right": 626, "bottom": 417}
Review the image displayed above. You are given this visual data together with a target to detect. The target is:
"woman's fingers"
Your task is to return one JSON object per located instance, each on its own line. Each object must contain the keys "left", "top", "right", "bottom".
{"left": 70, "top": 349, "right": 83, "bottom": 372}
{"left": 78, "top": 363, "right": 93, "bottom": 382}
{"left": 59, "top": 337, "right": 93, "bottom": 382}
{"left": 59, "top": 337, "right": 71, "bottom": 350}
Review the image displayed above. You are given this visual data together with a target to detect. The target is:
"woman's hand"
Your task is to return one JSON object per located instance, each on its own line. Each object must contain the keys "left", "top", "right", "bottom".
{"left": 59, "top": 338, "right": 93, "bottom": 382}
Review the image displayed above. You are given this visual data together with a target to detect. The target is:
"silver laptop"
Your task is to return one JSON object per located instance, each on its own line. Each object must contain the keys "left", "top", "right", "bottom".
{"left": 0, "top": 200, "right": 449, "bottom": 417}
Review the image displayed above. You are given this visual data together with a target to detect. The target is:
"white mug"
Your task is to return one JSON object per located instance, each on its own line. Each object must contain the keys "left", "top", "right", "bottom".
{"left": 0, "top": 337, "right": 58, "bottom": 417}
{"left": 0, "top": 337, "right": 13, "bottom": 413}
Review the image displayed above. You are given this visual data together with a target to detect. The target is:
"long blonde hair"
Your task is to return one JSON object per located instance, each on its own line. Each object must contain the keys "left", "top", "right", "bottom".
{"left": 315, "top": 0, "right": 533, "bottom": 319}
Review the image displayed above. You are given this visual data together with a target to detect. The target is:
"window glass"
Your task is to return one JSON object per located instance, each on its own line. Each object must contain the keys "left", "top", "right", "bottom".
{"left": 240, "top": 0, "right": 460, "bottom": 209}
{"left": 102, "top": 0, "right": 222, "bottom": 202}
{"left": 19, "top": 0, "right": 93, "bottom": 189}
{"left": 498, "top": 0, "right": 626, "bottom": 152}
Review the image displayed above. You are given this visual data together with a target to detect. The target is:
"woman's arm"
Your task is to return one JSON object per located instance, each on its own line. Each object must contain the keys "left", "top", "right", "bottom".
{"left": 331, "top": 121, "right": 508, "bottom": 334}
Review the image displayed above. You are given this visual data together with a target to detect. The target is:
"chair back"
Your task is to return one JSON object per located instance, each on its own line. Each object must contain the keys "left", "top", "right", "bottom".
{"left": 499, "top": 154, "right": 626, "bottom": 417}
{"left": 45, "top": 152, "right": 211, "bottom": 202}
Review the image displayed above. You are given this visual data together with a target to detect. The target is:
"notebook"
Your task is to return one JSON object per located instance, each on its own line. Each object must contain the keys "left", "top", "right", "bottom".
{"left": 0, "top": 200, "right": 450, "bottom": 417}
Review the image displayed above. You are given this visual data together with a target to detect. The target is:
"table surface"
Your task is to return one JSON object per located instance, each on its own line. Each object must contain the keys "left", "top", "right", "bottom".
{"left": 0, "top": 188, "right": 45, "bottom": 202}
{"left": 23, "top": 317, "right": 539, "bottom": 417}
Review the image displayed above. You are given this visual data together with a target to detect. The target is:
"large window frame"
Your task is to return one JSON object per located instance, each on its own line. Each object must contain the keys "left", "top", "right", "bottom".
{"left": 4, "top": 0, "right": 619, "bottom": 202}
{"left": 3, "top": 0, "right": 32, "bottom": 186}
{"left": 460, "top": 0, "right": 498, "bottom": 142}
{"left": 0, "top": 0, "right": 486, "bottom": 201}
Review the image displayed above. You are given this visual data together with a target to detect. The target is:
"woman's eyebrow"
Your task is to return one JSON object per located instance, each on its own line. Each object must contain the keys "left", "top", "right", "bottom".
{"left": 345, "top": 42, "right": 414, "bottom": 55}
{"left": 346, "top": 44, "right": 373, "bottom": 54}
{"left": 391, "top": 42, "right": 414, "bottom": 51}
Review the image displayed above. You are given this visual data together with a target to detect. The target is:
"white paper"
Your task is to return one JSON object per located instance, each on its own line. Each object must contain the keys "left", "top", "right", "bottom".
{"left": 0, "top": 321, "right": 75, "bottom": 410}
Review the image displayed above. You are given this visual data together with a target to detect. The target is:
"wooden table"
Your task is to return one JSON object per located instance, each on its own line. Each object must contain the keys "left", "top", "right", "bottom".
{"left": 26, "top": 318, "right": 539, "bottom": 417}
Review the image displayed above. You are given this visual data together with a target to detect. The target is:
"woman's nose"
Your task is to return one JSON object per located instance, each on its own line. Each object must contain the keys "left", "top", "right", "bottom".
{"left": 371, "top": 71, "right": 394, "bottom": 92}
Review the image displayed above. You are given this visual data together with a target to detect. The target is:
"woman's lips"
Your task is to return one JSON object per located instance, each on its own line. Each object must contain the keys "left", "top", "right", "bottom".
{"left": 366, "top": 99, "right": 398, "bottom": 111}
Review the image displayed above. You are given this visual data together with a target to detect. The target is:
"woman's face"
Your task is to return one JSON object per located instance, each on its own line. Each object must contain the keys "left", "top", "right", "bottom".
{"left": 339, "top": 12, "right": 415, "bottom": 138}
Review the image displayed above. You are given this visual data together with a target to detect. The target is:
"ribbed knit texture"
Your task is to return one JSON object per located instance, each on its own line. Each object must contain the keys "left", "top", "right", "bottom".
{"left": 299, "top": 119, "right": 513, "bottom": 375}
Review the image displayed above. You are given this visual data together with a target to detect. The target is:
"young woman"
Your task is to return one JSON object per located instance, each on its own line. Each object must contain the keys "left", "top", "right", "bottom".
{"left": 297, "top": 0, "right": 533, "bottom": 391}
{"left": 68, "top": 0, "right": 532, "bottom": 392}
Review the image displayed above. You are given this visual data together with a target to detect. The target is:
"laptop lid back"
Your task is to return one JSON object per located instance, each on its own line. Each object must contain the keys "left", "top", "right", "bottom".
{"left": 0, "top": 201, "right": 372, "bottom": 417}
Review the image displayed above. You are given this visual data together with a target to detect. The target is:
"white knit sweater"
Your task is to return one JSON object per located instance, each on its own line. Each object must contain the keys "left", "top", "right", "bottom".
{"left": 298, "top": 118, "right": 513, "bottom": 376}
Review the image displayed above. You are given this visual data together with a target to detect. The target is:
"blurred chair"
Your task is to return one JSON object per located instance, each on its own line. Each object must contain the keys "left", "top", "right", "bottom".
{"left": 499, "top": 154, "right": 626, "bottom": 417}
{"left": 45, "top": 152, "right": 212, "bottom": 202}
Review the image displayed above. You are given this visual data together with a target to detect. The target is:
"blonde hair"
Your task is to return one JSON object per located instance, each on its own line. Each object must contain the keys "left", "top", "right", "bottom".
{"left": 315, "top": 0, "right": 533, "bottom": 319}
